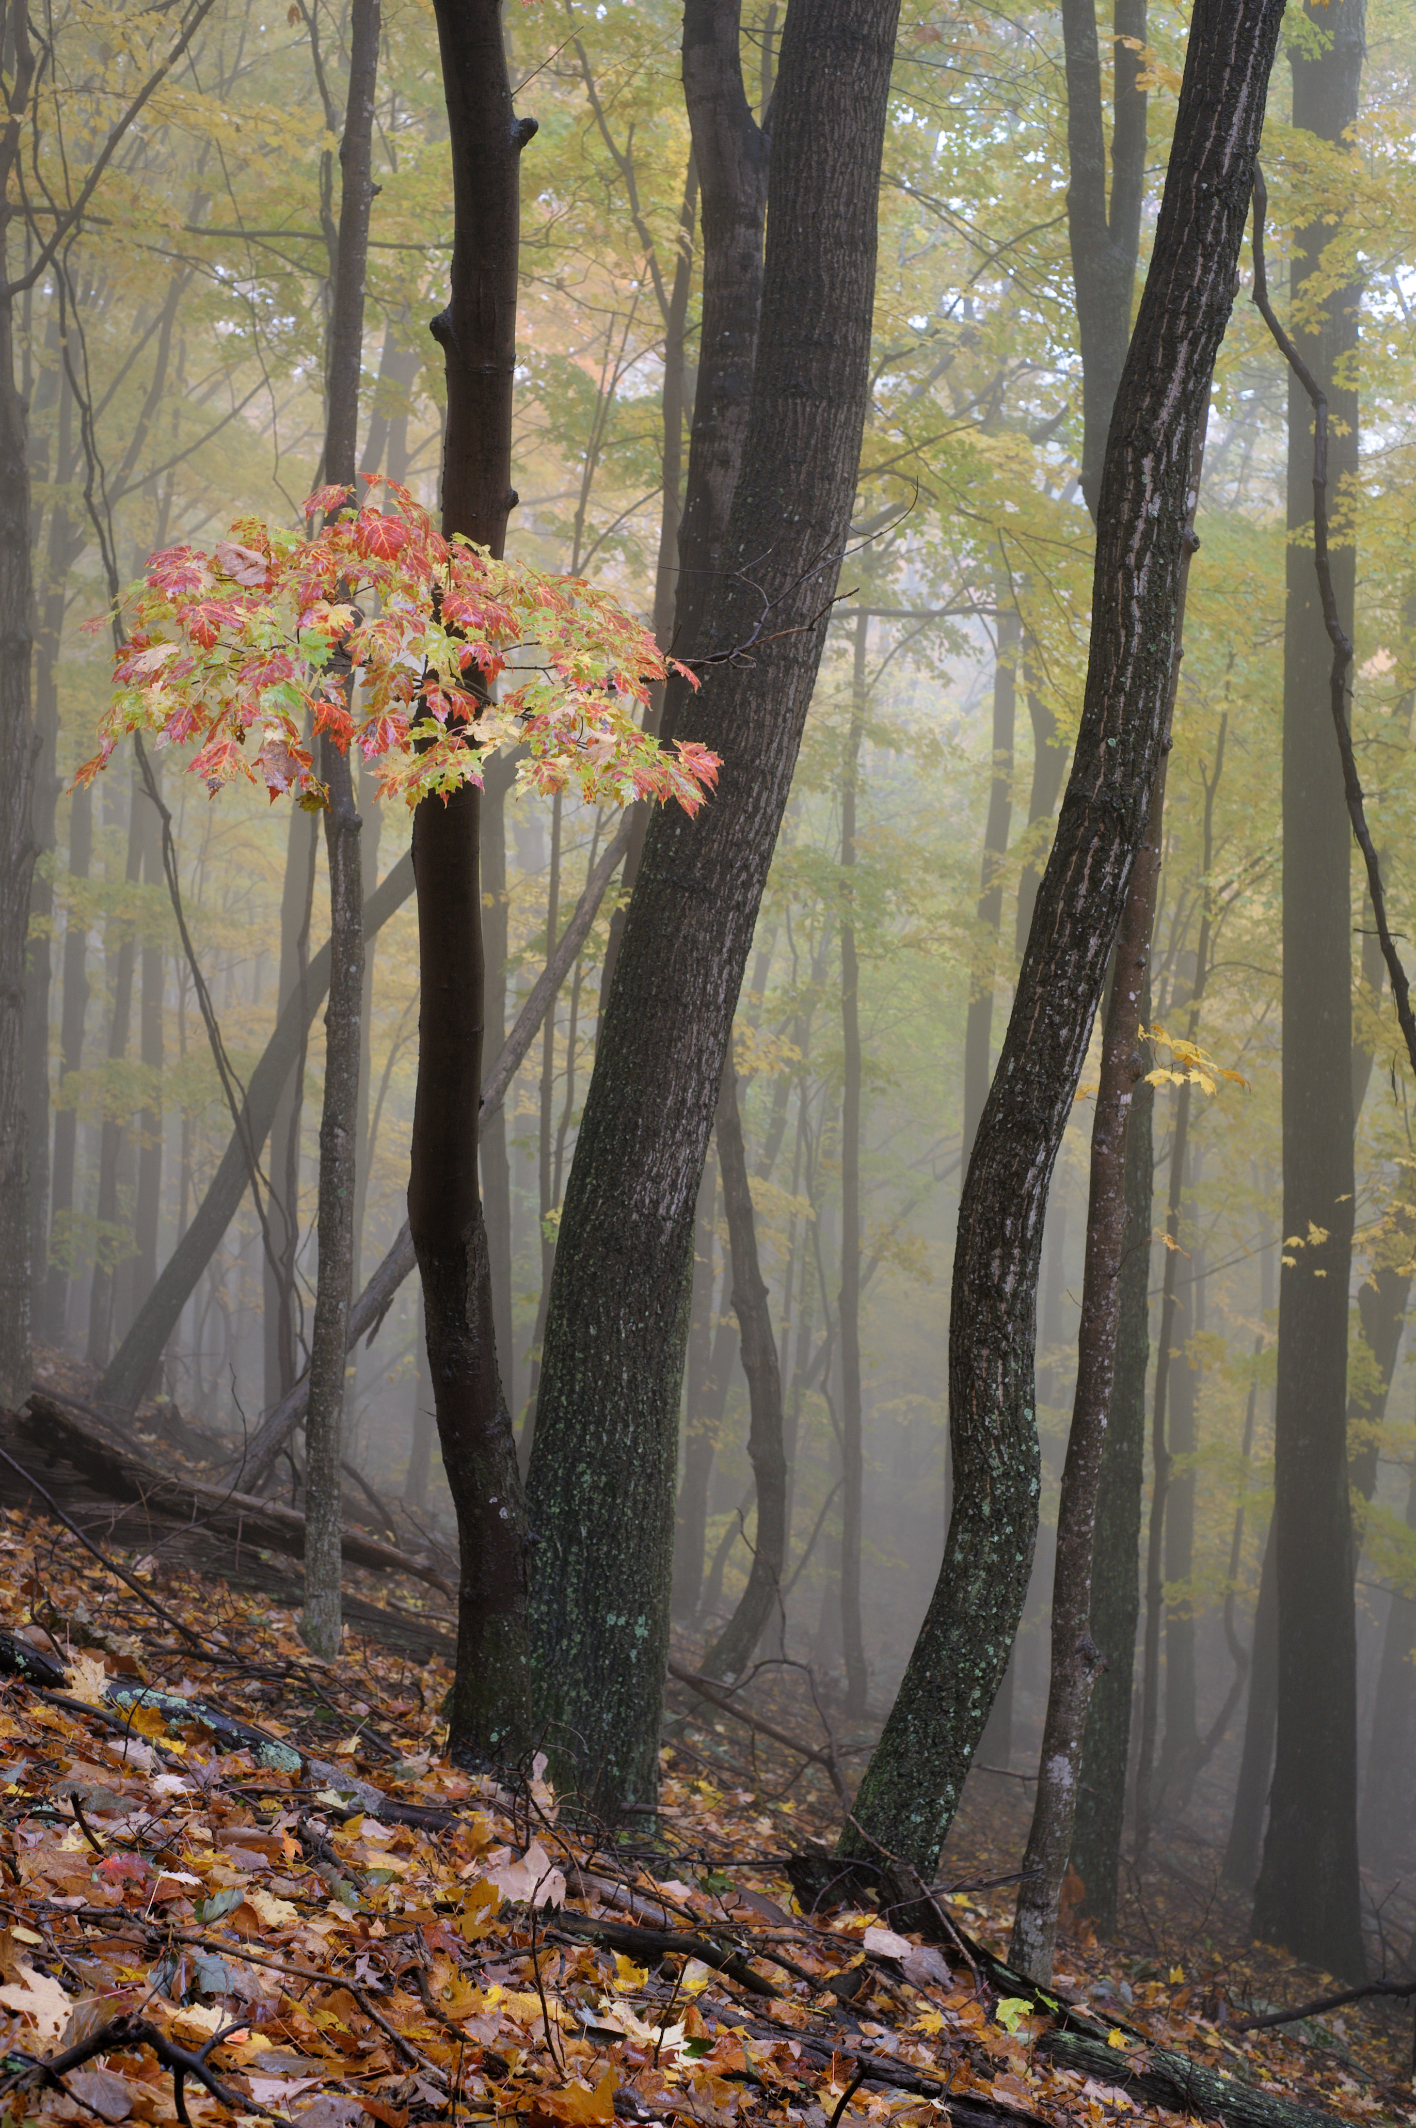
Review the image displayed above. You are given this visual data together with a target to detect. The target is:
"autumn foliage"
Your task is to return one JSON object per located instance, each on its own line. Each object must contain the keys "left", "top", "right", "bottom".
{"left": 81, "top": 477, "right": 719, "bottom": 817}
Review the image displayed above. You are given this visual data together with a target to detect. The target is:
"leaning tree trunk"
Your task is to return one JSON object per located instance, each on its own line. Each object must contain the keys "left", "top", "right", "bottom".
{"left": 1252, "top": 0, "right": 1366, "bottom": 1983}
{"left": 526, "top": 0, "right": 902, "bottom": 1816}
{"left": 840, "top": 0, "right": 1285, "bottom": 1881}
{"left": 701, "top": 1059, "right": 788, "bottom": 1681}
{"left": 410, "top": 0, "right": 537, "bottom": 1767}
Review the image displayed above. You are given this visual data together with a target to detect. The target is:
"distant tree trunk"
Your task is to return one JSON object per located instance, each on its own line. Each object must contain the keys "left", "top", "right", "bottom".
{"left": 839, "top": 618, "right": 869, "bottom": 1719}
{"left": 673, "top": 1163, "right": 721, "bottom": 1620}
{"left": 962, "top": 605, "right": 1017, "bottom": 1161}
{"left": 296, "top": 0, "right": 377, "bottom": 1661}
{"left": 702, "top": 1059, "right": 788, "bottom": 1681}
{"left": 1253, "top": 0, "right": 1366, "bottom": 1984}
{"left": 405, "top": 1289, "right": 433, "bottom": 1509}
{"left": 131, "top": 788, "right": 166, "bottom": 1342}
{"left": 527, "top": 0, "right": 902, "bottom": 1815}
{"left": 100, "top": 853, "right": 413, "bottom": 1420}
{"left": 410, "top": 0, "right": 536, "bottom": 1766}
{"left": 841, "top": 0, "right": 1283, "bottom": 1880}
{"left": 1160, "top": 1237, "right": 1202, "bottom": 1797}
{"left": 1360, "top": 1462, "right": 1416, "bottom": 1874}
{"left": 1224, "top": 1515, "right": 1277, "bottom": 1888}
{"left": 350, "top": 767, "right": 383, "bottom": 1296}
{"left": 44, "top": 785, "right": 91, "bottom": 1347}
{"left": 480, "top": 752, "right": 518, "bottom": 1412}
{"left": 1014, "top": 666, "right": 1070, "bottom": 957}
{"left": 86, "top": 785, "right": 144, "bottom": 1369}
{"left": 264, "top": 804, "right": 318, "bottom": 1414}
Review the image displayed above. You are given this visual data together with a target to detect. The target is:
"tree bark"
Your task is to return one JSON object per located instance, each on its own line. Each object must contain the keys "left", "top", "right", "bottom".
{"left": 411, "top": 0, "right": 536, "bottom": 1768}
{"left": 840, "top": 0, "right": 1284, "bottom": 1878}
{"left": 1252, "top": 0, "right": 1366, "bottom": 1983}
{"left": 99, "top": 852, "right": 414, "bottom": 1420}
{"left": 263, "top": 804, "right": 318, "bottom": 1413}
{"left": 701, "top": 1060, "right": 788, "bottom": 1680}
{"left": 527, "top": 0, "right": 902, "bottom": 1816}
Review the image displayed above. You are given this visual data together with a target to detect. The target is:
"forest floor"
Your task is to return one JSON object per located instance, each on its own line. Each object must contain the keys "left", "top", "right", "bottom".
{"left": 1, "top": 1429, "right": 1414, "bottom": 2128}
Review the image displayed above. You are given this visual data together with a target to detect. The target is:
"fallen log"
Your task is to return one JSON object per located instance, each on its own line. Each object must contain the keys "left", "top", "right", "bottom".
{"left": 20, "top": 1392, "right": 455, "bottom": 1600}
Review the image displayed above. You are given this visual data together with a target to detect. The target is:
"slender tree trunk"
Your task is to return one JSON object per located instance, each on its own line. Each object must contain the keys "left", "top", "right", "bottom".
{"left": 962, "top": 608, "right": 1018, "bottom": 1158}
{"left": 45, "top": 784, "right": 91, "bottom": 1348}
{"left": 839, "top": 619, "right": 869, "bottom": 1719}
{"left": 1072, "top": 981, "right": 1153, "bottom": 1931}
{"left": 1009, "top": 650, "right": 1174, "bottom": 1982}
{"left": 131, "top": 784, "right": 165, "bottom": 1345}
{"left": 411, "top": 0, "right": 536, "bottom": 1767}
{"left": 480, "top": 752, "right": 518, "bottom": 1411}
{"left": 702, "top": 1059, "right": 788, "bottom": 1681}
{"left": 264, "top": 804, "right": 318, "bottom": 1413}
{"left": 1360, "top": 1462, "right": 1416, "bottom": 1873}
{"left": 841, "top": 0, "right": 1283, "bottom": 1880}
{"left": 527, "top": 0, "right": 902, "bottom": 1815}
{"left": 405, "top": 1290, "right": 433, "bottom": 1508}
{"left": 673, "top": 1163, "right": 720, "bottom": 1620}
{"left": 1253, "top": 0, "right": 1366, "bottom": 1983}
{"left": 86, "top": 783, "right": 144, "bottom": 1369}
{"left": 1224, "top": 1514, "right": 1277, "bottom": 1887}
{"left": 1159, "top": 1236, "right": 1202, "bottom": 1798}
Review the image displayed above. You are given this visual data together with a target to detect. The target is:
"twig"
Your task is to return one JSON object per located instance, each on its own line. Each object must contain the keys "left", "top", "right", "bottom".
{"left": 0, "top": 1443, "right": 209, "bottom": 1652}
{"left": 0, "top": 2013, "right": 271, "bottom": 2127}
{"left": 827, "top": 2062, "right": 869, "bottom": 2128}
{"left": 666, "top": 1661, "right": 844, "bottom": 1783}
{"left": 1252, "top": 167, "right": 1416, "bottom": 1080}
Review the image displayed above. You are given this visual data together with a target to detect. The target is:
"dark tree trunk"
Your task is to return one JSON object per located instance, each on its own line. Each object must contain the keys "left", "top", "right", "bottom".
{"left": 1252, "top": 0, "right": 1366, "bottom": 1983}
{"left": 701, "top": 1059, "right": 788, "bottom": 1681}
{"left": 100, "top": 855, "right": 414, "bottom": 1419}
{"left": 527, "top": 0, "right": 902, "bottom": 1815}
{"left": 839, "top": 621, "right": 868, "bottom": 1719}
{"left": 962, "top": 608, "right": 1018, "bottom": 1158}
{"left": 410, "top": 0, "right": 536, "bottom": 1768}
{"left": 841, "top": 0, "right": 1284, "bottom": 1878}
{"left": 1072, "top": 994, "right": 1153, "bottom": 1932}
{"left": 1225, "top": 1514, "right": 1277, "bottom": 1888}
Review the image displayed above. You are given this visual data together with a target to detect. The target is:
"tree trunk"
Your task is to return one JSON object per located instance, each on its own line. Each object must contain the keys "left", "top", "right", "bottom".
{"left": 673, "top": 1162, "right": 721, "bottom": 1621}
{"left": 839, "top": 620, "right": 869, "bottom": 1719}
{"left": 130, "top": 785, "right": 166, "bottom": 1345}
{"left": 1159, "top": 1237, "right": 1202, "bottom": 1800}
{"left": 86, "top": 783, "right": 145, "bottom": 1369}
{"left": 527, "top": 0, "right": 902, "bottom": 1816}
{"left": 1224, "top": 1514, "right": 1277, "bottom": 1889}
{"left": 1009, "top": 650, "right": 1174, "bottom": 1983}
{"left": 480, "top": 752, "right": 518, "bottom": 1413}
{"left": 411, "top": 0, "right": 536, "bottom": 1768}
{"left": 1359, "top": 1464, "right": 1416, "bottom": 1874}
{"left": 701, "top": 1059, "right": 788, "bottom": 1681}
{"left": 962, "top": 608, "right": 1018, "bottom": 1159}
{"left": 263, "top": 803, "right": 318, "bottom": 1414}
{"left": 1252, "top": 0, "right": 1366, "bottom": 1983}
{"left": 841, "top": 0, "right": 1284, "bottom": 1879}
{"left": 1072, "top": 986, "right": 1153, "bottom": 1932}
{"left": 99, "top": 852, "right": 413, "bottom": 1419}
{"left": 44, "top": 784, "right": 91, "bottom": 1348}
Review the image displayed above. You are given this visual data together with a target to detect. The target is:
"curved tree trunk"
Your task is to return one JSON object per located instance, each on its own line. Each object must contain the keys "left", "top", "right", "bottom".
{"left": 841, "top": 0, "right": 1284, "bottom": 1880}
{"left": 527, "top": 0, "right": 902, "bottom": 1816}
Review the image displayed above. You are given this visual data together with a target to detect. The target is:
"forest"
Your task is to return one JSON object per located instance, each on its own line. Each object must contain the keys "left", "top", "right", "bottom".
{"left": 1, "top": 0, "right": 1415, "bottom": 2121}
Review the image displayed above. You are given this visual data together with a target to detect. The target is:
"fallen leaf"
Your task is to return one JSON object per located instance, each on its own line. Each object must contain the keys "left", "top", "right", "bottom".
{"left": 862, "top": 1926, "right": 913, "bottom": 1961}
{"left": 484, "top": 1838, "right": 566, "bottom": 1908}
{"left": 0, "top": 1960, "right": 73, "bottom": 2041}
{"left": 66, "top": 2069, "right": 135, "bottom": 2123}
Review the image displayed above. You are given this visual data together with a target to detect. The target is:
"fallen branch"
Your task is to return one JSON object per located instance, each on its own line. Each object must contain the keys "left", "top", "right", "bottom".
{"left": 1038, "top": 2030, "right": 1340, "bottom": 2128}
{"left": 667, "top": 1659, "right": 844, "bottom": 1777}
{"left": 0, "top": 2011, "right": 263, "bottom": 2128}
{"left": 1235, "top": 1977, "right": 1416, "bottom": 2031}
{"left": 553, "top": 1908, "right": 780, "bottom": 1998}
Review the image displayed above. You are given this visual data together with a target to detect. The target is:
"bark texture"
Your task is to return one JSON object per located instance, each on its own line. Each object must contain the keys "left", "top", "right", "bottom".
{"left": 411, "top": 0, "right": 535, "bottom": 1768}
{"left": 1252, "top": 0, "right": 1365, "bottom": 1981}
{"left": 841, "top": 0, "right": 1284, "bottom": 1876}
{"left": 526, "top": 0, "right": 902, "bottom": 1815}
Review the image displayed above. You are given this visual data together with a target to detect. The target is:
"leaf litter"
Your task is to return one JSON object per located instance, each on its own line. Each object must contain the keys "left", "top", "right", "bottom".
{"left": 1, "top": 1506, "right": 1412, "bottom": 2128}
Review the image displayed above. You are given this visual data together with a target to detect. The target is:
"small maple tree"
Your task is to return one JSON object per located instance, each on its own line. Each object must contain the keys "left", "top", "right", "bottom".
{"left": 81, "top": 475, "right": 720, "bottom": 816}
